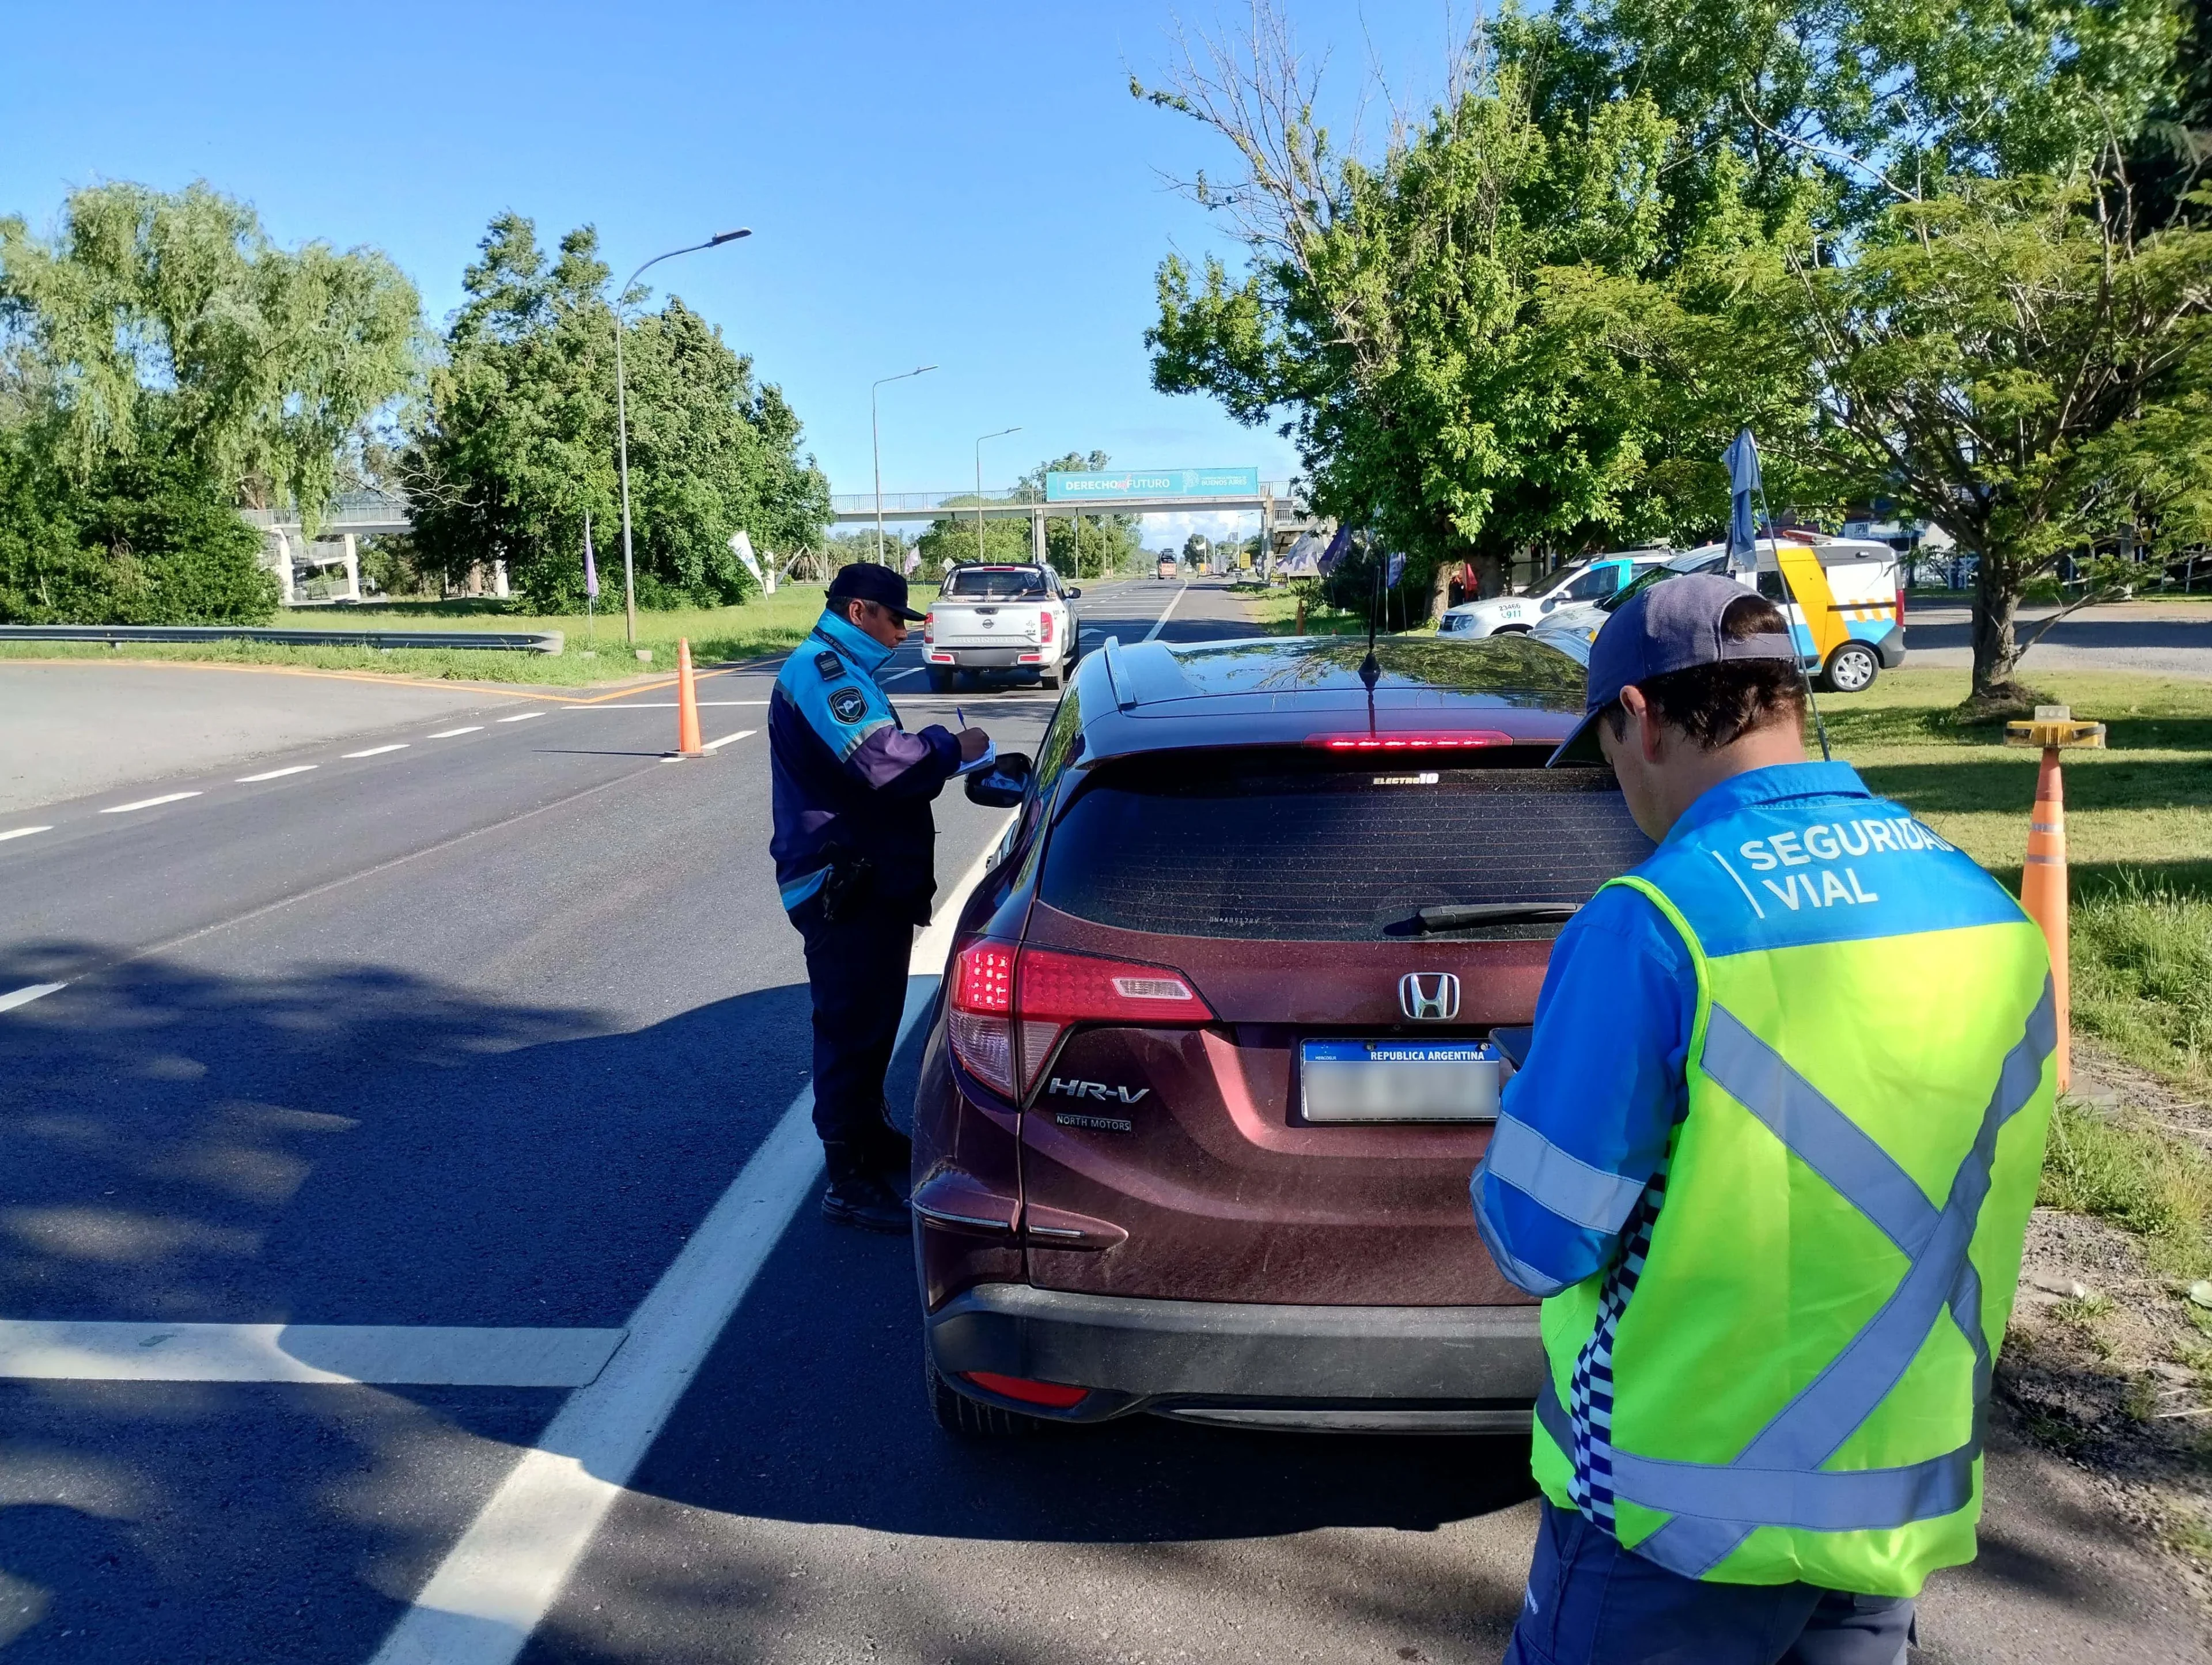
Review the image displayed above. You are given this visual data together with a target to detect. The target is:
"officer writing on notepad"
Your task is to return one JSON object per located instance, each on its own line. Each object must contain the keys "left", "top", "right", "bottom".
{"left": 770, "top": 563, "right": 988, "bottom": 1232}
{"left": 1474, "top": 575, "right": 2056, "bottom": 1664}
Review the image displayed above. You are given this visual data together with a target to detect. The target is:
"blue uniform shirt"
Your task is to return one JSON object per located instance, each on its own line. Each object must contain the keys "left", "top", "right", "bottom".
{"left": 1472, "top": 762, "right": 1898, "bottom": 1296}
{"left": 768, "top": 608, "right": 961, "bottom": 916}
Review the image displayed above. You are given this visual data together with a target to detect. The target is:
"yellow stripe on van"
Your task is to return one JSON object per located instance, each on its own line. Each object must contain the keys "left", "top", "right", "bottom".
{"left": 1774, "top": 545, "right": 1849, "bottom": 663}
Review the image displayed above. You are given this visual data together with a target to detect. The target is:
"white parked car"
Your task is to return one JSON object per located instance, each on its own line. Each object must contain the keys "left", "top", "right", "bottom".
{"left": 1531, "top": 536, "right": 1907, "bottom": 692}
{"left": 923, "top": 563, "right": 1082, "bottom": 691}
{"left": 1437, "top": 551, "right": 1676, "bottom": 639}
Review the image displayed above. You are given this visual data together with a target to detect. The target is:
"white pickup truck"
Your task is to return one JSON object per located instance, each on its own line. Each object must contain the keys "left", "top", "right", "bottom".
{"left": 922, "top": 563, "right": 1082, "bottom": 691}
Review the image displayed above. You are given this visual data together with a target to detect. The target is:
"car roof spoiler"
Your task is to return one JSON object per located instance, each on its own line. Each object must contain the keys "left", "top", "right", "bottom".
{"left": 1101, "top": 636, "right": 1137, "bottom": 711}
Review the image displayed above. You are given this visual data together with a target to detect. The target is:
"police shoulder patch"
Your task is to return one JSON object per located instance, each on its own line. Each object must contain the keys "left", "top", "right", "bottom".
{"left": 828, "top": 686, "right": 869, "bottom": 724}
{"left": 813, "top": 651, "right": 844, "bottom": 681}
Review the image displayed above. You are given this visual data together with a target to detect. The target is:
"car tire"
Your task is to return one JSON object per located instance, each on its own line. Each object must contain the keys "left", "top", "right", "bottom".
{"left": 925, "top": 1348, "right": 1050, "bottom": 1438}
{"left": 926, "top": 667, "right": 956, "bottom": 693}
{"left": 1820, "top": 641, "right": 1880, "bottom": 694}
{"left": 1495, "top": 625, "right": 1530, "bottom": 635}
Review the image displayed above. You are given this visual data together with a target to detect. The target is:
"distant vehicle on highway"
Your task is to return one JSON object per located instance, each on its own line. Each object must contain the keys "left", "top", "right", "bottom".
{"left": 1533, "top": 536, "right": 1906, "bottom": 692}
{"left": 1437, "top": 549, "right": 1675, "bottom": 639}
{"left": 924, "top": 563, "right": 1082, "bottom": 692}
{"left": 911, "top": 630, "right": 1649, "bottom": 1436}
{"left": 1156, "top": 555, "right": 1177, "bottom": 581}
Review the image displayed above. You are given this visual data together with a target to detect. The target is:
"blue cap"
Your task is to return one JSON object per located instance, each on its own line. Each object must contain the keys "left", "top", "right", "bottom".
{"left": 1547, "top": 572, "right": 1797, "bottom": 766}
{"left": 826, "top": 561, "right": 925, "bottom": 620}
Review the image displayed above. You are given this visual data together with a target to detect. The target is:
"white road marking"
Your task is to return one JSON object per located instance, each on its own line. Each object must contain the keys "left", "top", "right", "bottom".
{"left": 366, "top": 821, "right": 1014, "bottom": 1665}
{"left": 495, "top": 711, "right": 545, "bottom": 723}
{"left": 236, "top": 765, "right": 318, "bottom": 783}
{"left": 0, "top": 1321, "right": 627, "bottom": 1386}
{"left": 0, "top": 826, "right": 52, "bottom": 842}
{"left": 881, "top": 666, "right": 925, "bottom": 682}
{"left": 699, "top": 728, "right": 757, "bottom": 752}
{"left": 0, "top": 982, "right": 66, "bottom": 1014}
{"left": 1143, "top": 583, "right": 1188, "bottom": 642}
{"left": 343, "top": 744, "right": 410, "bottom": 758}
{"left": 427, "top": 726, "right": 484, "bottom": 738}
{"left": 98, "top": 792, "right": 202, "bottom": 814}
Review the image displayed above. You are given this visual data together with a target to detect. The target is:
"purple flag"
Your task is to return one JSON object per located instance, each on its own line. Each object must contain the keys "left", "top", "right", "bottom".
{"left": 1385, "top": 551, "right": 1407, "bottom": 589}
{"left": 583, "top": 511, "right": 600, "bottom": 601}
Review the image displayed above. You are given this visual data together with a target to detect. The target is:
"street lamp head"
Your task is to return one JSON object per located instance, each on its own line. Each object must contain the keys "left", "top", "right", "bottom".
{"left": 709, "top": 229, "right": 752, "bottom": 245}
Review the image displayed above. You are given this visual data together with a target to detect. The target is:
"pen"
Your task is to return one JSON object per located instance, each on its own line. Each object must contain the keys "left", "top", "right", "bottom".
{"left": 955, "top": 705, "right": 966, "bottom": 730}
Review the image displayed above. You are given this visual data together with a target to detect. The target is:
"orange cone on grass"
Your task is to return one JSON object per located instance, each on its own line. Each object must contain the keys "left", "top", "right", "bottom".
{"left": 674, "top": 637, "right": 706, "bottom": 758}
{"left": 2005, "top": 704, "right": 2105, "bottom": 1093}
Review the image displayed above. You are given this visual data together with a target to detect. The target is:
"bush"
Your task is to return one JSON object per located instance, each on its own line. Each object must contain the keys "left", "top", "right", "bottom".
{"left": 0, "top": 435, "right": 275, "bottom": 625}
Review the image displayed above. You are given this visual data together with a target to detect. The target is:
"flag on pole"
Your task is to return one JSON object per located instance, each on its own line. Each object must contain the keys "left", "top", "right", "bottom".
{"left": 582, "top": 511, "right": 599, "bottom": 600}
{"left": 728, "top": 529, "right": 765, "bottom": 589}
{"left": 903, "top": 546, "right": 921, "bottom": 577}
{"left": 1385, "top": 551, "right": 1407, "bottom": 589}
{"left": 1723, "top": 428, "right": 1763, "bottom": 571}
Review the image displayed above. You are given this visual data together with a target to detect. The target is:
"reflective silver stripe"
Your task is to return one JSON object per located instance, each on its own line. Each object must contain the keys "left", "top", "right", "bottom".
{"left": 1482, "top": 1114, "right": 1649, "bottom": 1235}
{"left": 1611, "top": 978, "right": 2055, "bottom": 1574}
{"left": 1472, "top": 1183, "right": 1573, "bottom": 1298}
{"left": 1701, "top": 1007, "right": 1938, "bottom": 1259}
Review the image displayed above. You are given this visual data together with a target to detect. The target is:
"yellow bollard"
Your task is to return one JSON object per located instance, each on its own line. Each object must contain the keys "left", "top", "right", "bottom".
{"left": 2004, "top": 704, "right": 2105, "bottom": 1092}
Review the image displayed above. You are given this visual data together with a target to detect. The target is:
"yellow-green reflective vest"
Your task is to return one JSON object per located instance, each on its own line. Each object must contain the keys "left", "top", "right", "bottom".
{"left": 1531, "top": 788, "right": 2055, "bottom": 1597}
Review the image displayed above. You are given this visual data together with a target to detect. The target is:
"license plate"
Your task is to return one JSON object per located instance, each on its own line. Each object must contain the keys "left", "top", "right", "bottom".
{"left": 1300, "top": 1038, "right": 1502, "bottom": 1123}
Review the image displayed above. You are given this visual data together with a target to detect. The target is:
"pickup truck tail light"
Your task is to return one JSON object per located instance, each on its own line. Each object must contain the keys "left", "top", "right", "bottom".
{"left": 948, "top": 940, "right": 1213, "bottom": 1099}
{"left": 923, "top": 612, "right": 935, "bottom": 644}
{"left": 1038, "top": 610, "right": 1054, "bottom": 643}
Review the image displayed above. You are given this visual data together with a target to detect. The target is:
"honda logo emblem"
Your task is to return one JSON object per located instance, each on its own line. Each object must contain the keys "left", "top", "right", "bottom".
{"left": 1399, "top": 972, "right": 1460, "bottom": 1021}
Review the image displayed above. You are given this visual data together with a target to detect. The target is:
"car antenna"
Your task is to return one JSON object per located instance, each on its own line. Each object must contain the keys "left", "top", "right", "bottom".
{"left": 1358, "top": 532, "right": 1381, "bottom": 691}
{"left": 1756, "top": 479, "right": 1831, "bottom": 762}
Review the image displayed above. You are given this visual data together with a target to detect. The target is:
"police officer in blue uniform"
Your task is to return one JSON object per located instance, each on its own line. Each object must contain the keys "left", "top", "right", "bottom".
{"left": 770, "top": 563, "right": 989, "bottom": 1231}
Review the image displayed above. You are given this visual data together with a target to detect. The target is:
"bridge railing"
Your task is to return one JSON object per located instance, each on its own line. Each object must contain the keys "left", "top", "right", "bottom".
{"left": 241, "top": 490, "right": 414, "bottom": 532}
{"left": 827, "top": 483, "right": 1298, "bottom": 515}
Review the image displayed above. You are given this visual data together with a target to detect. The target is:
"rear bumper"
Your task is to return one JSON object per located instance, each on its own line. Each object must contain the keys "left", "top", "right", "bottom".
{"left": 926, "top": 1283, "right": 1544, "bottom": 1432}
{"left": 926, "top": 646, "right": 1046, "bottom": 669}
{"left": 1874, "top": 623, "right": 1907, "bottom": 667}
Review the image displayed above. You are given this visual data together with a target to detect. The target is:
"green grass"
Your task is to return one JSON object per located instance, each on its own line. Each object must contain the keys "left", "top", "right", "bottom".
{"left": 2040, "top": 1097, "right": 2212, "bottom": 1280}
{"left": 1244, "top": 587, "right": 1440, "bottom": 637}
{"left": 0, "top": 585, "right": 912, "bottom": 687}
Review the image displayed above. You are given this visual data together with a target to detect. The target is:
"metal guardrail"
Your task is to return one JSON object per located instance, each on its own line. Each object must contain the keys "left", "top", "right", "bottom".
{"left": 0, "top": 624, "right": 565, "bottom": 655}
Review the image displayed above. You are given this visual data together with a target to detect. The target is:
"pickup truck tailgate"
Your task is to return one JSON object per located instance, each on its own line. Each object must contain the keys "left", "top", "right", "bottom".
{"left": 931, "top": 602, "right": 1039, "bottom": 647}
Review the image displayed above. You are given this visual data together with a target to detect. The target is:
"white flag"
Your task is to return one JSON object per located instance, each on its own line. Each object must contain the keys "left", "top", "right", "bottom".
{"left": 903, "top": 546, "right": 921, "bottom": 576}
{"left": 729, "top": 530, "right": 765, "bottom": 589}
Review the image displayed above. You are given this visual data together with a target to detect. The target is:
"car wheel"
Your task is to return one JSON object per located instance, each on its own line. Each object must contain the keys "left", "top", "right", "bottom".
{"left": 1820, "top": 641, "right": 1880, "bottom": 693}
{"left": 1039, "top": 663, "right": 1062, "bottom": 689}
{"left": 1495, "top": 625, "right": 1530, "bottom": 635}
{"left": 926, "top": 667, "right": 955, "bottom": 693}
{"left": 925, "top": 1348, "right": 1049, "bottom": 1438}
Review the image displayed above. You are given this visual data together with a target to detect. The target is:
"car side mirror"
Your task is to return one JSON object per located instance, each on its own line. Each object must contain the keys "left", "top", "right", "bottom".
{"left": 1066, "top": 587, "right": 1082, "bottom": 598}
{"left": 965, "top": 750, "right": 1034, "bottom": 808}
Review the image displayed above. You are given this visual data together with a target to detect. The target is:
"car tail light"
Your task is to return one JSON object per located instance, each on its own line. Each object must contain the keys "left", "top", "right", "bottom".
{"left": 947, "top": 940, "right": 1213, "bottom": 1100}
{"left": 1894, "top": 581, "right": 1906, "bottom": 625}
{"left": 923, "top": 612, "right": 934, "bottom": 644}
{"left": 1039, "top": 610, "right": 1054, "bottom": 643}
{"left": 949, "top": 940, "right": 1017, "bottom": 1097}
{"left": 961, "top": 1371, "right": 1088, "bottom": 1408}
{"left": 1306, "top": 731, "right": 1514, "bottom": 752}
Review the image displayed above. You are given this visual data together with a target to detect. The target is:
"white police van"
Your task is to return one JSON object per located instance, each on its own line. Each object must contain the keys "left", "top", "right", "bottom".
{"left": 1531, "top": 535, "right": 1906, "bottom": 692}
{"left": 1437, "top": 548, "right": 1677, "bottom": 639}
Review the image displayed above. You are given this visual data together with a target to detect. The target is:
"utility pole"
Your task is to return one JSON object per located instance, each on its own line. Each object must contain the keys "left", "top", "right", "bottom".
{"left": 614, "top": 229, "right": 750, "bottom": 647}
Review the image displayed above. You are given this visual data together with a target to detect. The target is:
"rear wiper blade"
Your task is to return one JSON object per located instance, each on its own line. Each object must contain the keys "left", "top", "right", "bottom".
{"left": 1415, "top": 902, "right": 1582, "bottom": 932}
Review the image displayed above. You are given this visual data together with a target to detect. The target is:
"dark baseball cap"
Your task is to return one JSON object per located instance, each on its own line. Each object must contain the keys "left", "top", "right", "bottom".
{"left": 825, "top": 560, "right": 925, "bottom": 621}
{"left": 1548, "top": 571, "right": 1798, "bottom": 767}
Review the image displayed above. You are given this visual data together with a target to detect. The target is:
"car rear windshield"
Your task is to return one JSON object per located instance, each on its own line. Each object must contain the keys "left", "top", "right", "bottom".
{"left": 1039, "top": 752, "right": 1654, "bottom": 941}
{"left": 944, "top": 567, "right": 1047, "bottom": 599}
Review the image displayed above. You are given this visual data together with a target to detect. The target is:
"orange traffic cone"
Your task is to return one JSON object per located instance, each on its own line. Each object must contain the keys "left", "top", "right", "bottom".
{"left": 2007, "top": 704, "right": 2106, "bottom": 1094}
{"left": 673, "top": 637, "right": 706, "bottom": 758}
{"left": 2019, "top": 747, "right": 2071, "bottom": 1092}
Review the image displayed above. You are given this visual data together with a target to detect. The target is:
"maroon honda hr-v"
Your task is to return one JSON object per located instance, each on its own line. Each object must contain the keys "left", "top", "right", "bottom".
{"left": 911, "top": 631, "right": 1650, "bottom": 1435}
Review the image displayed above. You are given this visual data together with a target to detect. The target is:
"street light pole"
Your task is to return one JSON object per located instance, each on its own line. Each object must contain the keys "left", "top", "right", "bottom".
{"left": 613, "top": 228, "right": 751, "bottom": 647}
{"left": 974, "top": 426, "right": 1021, "bottom": 563}
{"left": 872, "top": 365, "right": 937, "bottom": 564}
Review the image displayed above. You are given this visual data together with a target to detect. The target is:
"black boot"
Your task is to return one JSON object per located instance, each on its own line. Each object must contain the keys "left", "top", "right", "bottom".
{"left": 864, "top": 1100, "right": 913, "bottom": 1184}
{"left": 821, "top": 1140, "right": 909, "bottom": 1233}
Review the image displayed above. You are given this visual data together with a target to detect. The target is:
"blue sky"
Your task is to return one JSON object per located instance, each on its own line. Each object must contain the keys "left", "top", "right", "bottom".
{"left": 1, "top": 1, "right": 1460, "bottom": 547}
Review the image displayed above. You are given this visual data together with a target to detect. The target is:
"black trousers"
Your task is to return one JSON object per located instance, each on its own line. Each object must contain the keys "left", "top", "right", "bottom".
{"left": 792, "top": 896, "right": 915, "bottom": 1170}
{"left": 1503, "top": 1501, "right": 1915, "bottom": 1665}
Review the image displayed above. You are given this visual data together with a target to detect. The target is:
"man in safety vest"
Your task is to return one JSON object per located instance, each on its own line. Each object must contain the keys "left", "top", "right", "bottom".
{"left": 1475, "top": 575, "right": 2054, "bottom": 1664}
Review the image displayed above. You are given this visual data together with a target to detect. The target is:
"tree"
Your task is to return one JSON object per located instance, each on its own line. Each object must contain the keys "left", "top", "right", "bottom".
{"left": 1751, "top": 177, "right": 2212, "bottom": 693}
{"left": 0, "top": 181, "right": 421, "bottom": 529}
{"left": 406, "top": 214, "right": 830, "bottom": 610}
{"left": 1138, "top": 14, "right": 1743, "bottom": 619}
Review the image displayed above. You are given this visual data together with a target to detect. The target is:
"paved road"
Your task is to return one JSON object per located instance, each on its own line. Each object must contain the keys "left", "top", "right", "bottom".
{"left": 1905, "top": 601, "right": 2212, "bottom": 681}
{"left": 1, "top": 580, "right": 2199, "bottom": 1664}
